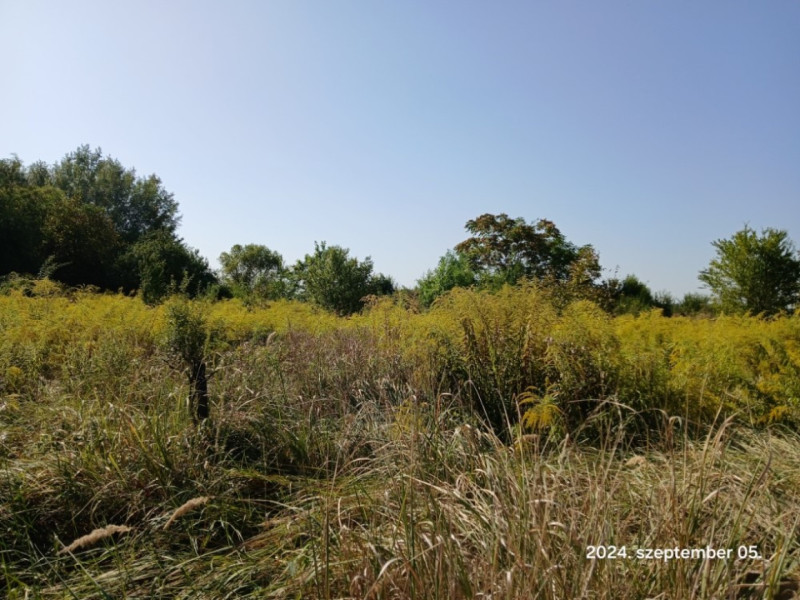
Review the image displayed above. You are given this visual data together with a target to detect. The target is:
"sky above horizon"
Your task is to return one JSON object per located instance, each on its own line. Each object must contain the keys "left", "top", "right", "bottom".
{"left": 2, "top": 1, "right": 799, "bottom": 296}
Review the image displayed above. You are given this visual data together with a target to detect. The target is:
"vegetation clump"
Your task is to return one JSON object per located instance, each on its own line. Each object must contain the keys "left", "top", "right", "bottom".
{"left": 164, "top": 298, "right": 213, "bottom": 423}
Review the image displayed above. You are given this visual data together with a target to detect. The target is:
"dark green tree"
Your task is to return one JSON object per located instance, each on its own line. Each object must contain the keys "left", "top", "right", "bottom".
{"left": 129, "top": 231, "right": 216, "bottom": 305}
{"left": 0, "top": 156, "right": 27, "bottom": 187}
{"left": 41, "top": 197, "right": 122, "bottom": 288}
{"left": 699, "top": 226, "right": 800, "bottom": 315}
{"left": 614, "top": 275, "right": 655, "bottom": 315}
{"left": 0, "top": 171, "right": 58, "bottom": 276}
{"left": 294, "top": 242, "right": 393, "bottom": 314}
{"left": 599, "top": 275, "right": 677, "bottom": 316}
{"left": 369, "top": 272, "right": 397, "bottom": 297}
{"left": 674, "top": 293, "right": 714, "bottom": 317}
{"left": 1, "top": 149, "right": 212, "bottom": 301}
{"left": 24, "top": 161, "right": 51, "bottom": 187}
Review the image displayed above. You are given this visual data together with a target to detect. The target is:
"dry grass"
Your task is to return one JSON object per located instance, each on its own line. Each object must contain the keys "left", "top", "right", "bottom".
{"left": 58, "top": 525, "right": 132, "bottom": 555}
{"left": 162, "top": 496, "right": 211, "bottom": 530}
{"left": 9, "top": 406, "right": 799, "bottom": 599}
{"left": 2, "top": 288, "right": 800, "bottom": 598}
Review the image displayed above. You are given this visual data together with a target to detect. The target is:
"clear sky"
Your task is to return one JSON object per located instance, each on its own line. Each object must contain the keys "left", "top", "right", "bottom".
{"left": 2, "top": 1, "right": 799, "bottom": 296}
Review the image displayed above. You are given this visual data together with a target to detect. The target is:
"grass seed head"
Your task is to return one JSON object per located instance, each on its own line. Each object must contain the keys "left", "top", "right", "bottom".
{"left": 163, "top": 496, "right": 211, "bottom": 530}
{"left": 58, "top": 524, "right": 132, "bottom": 555}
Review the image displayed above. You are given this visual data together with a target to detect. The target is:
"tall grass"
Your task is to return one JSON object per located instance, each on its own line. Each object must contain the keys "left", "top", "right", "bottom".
{"left": 1, "top": 282, "right": 800, "bottom": 598}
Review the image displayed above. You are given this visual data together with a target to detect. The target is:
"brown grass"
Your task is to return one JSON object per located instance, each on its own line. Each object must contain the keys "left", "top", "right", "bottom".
{"left": 58, "top": 525, "right": 132, "bottom": 555}
{"left": 162, "top": 496, "right": 211, "bottom": 530}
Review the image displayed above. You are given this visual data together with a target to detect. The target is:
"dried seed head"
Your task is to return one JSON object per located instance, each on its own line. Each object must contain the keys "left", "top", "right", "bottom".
{"left": 58, "top": 525, "right": 132, "bottom": 555}
{"left": 163, "top": 496, "right": 211, "bottom": 530}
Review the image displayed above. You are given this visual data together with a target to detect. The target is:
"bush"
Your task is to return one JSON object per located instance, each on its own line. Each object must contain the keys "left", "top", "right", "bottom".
{"left": 164, "top": 298, "right": 212, "bottom": 422}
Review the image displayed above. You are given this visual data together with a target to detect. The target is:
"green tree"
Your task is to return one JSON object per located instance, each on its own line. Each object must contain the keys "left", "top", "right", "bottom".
{"left": 1, "top": 149, "right": 211, "bottom": 300}
{"left": 417, "top": 250, "right": 477, "bottom": 307}
{"left": 454, "top": 213, "right": 599, "bottom": 287}
{"left": 369, "top": 272, "right": 396, "bottom": 297}
{"left": 41, "top": 197, "right": 122, "bottom": 288}
{"left": 674, "top": 292, "right": 714, "bottom": 317}
{"left": 599, "top": 274, "right": 676, "bottom": 316}
{"left": 699, "top": 226, "right": 800, "bottom": 315}
{"left": 0, "top": 169, "right": 58, "bottom": 276}
{"left": 129, "top": 231, "right": 216, "bottom": 305}
{"left": 0, "top": 156, "right": 27, "bottom": 187}
{"left": 49, "top": 145, "right": 179, "bottom": 243}
{"left": 219, "top": 244, "right": 289, "bottom": 300}
{"left": 49, "top": 147, "right": 188, "bottom": 294}
{"left": 612, "top": 275, "right": 655, "bottom": 315}
{"left": 24, "top": 160, "right": 51, "bottom": 187}
{"left": 294, "top": 242, "right": 393, "bottom": 314}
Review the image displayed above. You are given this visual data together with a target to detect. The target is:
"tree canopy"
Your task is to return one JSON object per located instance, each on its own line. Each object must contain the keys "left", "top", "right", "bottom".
{"left": 7, "top": 149, "right": 800, "bottom": 320}
{"left": 294, "top": 242, "right": 394, "bottom": 315}
{"left": 0, "top": 147, "right": 213, "bottom": 302}
{"left": 131, "top": 231, "right": 216, "bottom": 305}
{"left": 48, "top": 145, "right": 179, "bottom": 242}
{"left": 455, "top": 213, "right": 599, "bottom": 286}
{"left": 699, "top": 226, "right": 800, "bottom": 315}
{"left": 417, "top": 250, "right": 477, "bottom": 307}
{"left": 418, "top": 213, "right": 601, "bottom": 306}
{"left": 219, "top": 244, "right": 289, "bottom": 301}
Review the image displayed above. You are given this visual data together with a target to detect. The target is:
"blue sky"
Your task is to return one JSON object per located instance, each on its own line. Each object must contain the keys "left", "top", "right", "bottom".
{"left": 2, "top": 1, "right": 799, "bottom": 296}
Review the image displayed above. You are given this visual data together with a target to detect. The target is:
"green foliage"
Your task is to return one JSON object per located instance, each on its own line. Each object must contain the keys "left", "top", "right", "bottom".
{"left": 41, "top": 197, "right": 122, "bottom": 288}
{"left": 130, "top": 232, "right": 217, "bottom": 305}
{"left": 455, "top": 212, "right": 600, "bottom": 286}
{"left": 417, "top": 213, "right": 602, "bottom": 308}
{"left": 294, "top": 241, "right": 394, "bottom": 315}
{"left": 417, "top": 250, "right": 476, "bottom": 307}
{"left": 607, "top": 274, "right": 656, "bottom": 315}
{"left": 652, "top": 291, "right": 674, "bottom": 317}
{"left": 164, "top": 299, "right": 208, "bottom": 370}
{"left": 699, "top": 226, "right": 800, "bottom": 315}
{"left": 0, "top": 148, "right": 201, "bottom": 301}
{"left": 164, "top": 298, "right": 212, "bottom": 422}
{"left": 674, "top": 292, "right": 714, "bottom": 317}
{"left": 0, "top": 177, "right": 56, "bottom": 276}
{"left": 369, "top": 272, "right": 396, "bottom": 296}
{"left": 602, "top": 275, "right": 677, "bottom": 317}
{"left": 49, "top": 145, "right": 179, "bottom": 242}
{"left": 0, "top": 155, "right": 27, "bottom": 187}
{"left": 218, "top": 243, "right": 290, "bottom": 301}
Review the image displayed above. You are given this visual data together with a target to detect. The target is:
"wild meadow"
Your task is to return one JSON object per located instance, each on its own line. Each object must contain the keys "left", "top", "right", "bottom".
{"left": 2, "top": 280, "right": 800, "bottom": 598}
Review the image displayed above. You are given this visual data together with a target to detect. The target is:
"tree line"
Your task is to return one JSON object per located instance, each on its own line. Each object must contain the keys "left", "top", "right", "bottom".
{"left": 0, "top": 146, "right": 211, "bottom": 304}
{"left": 2, "top": 147, "right": 799, "bottom": 316}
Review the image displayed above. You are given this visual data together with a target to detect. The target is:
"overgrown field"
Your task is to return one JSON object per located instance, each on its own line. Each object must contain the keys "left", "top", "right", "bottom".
{"left": 2, "top": 282, "right": 800, "bottom": 598}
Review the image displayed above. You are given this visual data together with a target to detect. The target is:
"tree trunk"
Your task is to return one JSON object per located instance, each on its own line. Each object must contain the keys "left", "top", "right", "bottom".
{"left": 190, "top": 360, "right": 209, "bottom": 423}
